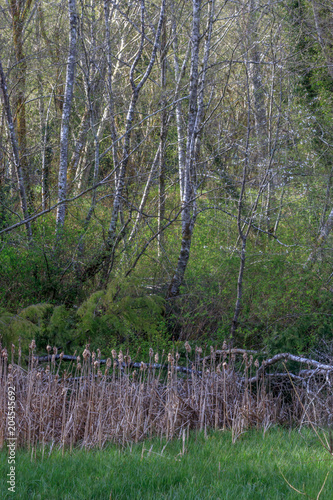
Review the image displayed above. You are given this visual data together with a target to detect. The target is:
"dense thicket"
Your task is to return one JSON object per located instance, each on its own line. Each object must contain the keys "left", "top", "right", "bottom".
{"left": 0, "top": 0, "right": 332, "bottom": 356}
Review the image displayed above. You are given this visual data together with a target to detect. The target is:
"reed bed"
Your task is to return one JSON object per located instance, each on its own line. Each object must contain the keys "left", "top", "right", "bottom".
{"left": 1, "top": 341, "right": 333, "bottom": 449}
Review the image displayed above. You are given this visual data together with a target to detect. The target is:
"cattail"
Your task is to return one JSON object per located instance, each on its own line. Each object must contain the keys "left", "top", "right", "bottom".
{"left": 97, "top": 349, "right": 101, "bottom": 359}
{"left": 77, "top": 363, "right": 81, "bottom": 371}
{"left": 60, "top": 352, "right": 64, "bottom": 360}
{"left": 92, "top": 352, "right": 96, "bottom": 362}
{"left": 77, "top": 356, "right": 81, "bottom": 363}
{"left": 255, "top": 359, "right": 259, "bottom": 368}
{"left": 8, "top": 363, "right": 12, "bottom": 373}
{"left": 51, "top": 354, "right": 56, "bottom": 364}
{"left": 140, "top": 362, "right": 147, "bottom": 371}
{"left": 53, "top": 346, "right": 57, "bottom": 355}
{"left": 111, "top": 349, "right": 117, "bottom": 359}
{"left": 94, "top": 361, "right": 99, "bottom": 369}
{"left": 167, "top": 353, "right": 173, "bottom": 364}
{"left": 45, "top": 365, "right": 50, "bottom": 374}
{"left": 83, "top": 348, "right": 91, "bottom": 360}
{"left": 118, "top": 351, "right": 123, "bottom": 364}
{"left": 222, "top": 341, "right": 227, "bottom": 350}
{"left": 216, "top": 364, "right": 221, "bottom": 374}
{"left": 132, "top": 370, "right": 137, "bottom": 379}
{"left": 46, "top": 345, "right": 51, "bottom": 353}
{"left": 249, "top": 355, "right": 253, "bottom": 366}
{"left": 106, "top": 358, "right": 112, "bottom": 369}
{"left": 149, "top": 348, "right": 154, "bottom": 358}
{"left": 97, "top": 370, "right": 103, "bottom": 378}
{"left": 154, "top": 353, "right": 159, "bottom": 363}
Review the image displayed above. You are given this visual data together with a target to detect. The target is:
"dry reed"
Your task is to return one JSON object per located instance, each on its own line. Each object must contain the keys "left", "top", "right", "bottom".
{"left": 1, "top": 342, "right": 333, "bottom": 450}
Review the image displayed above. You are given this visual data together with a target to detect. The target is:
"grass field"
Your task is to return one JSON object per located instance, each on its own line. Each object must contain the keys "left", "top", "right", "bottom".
{"left": 1, "top": 427, "right": 332, "bottom": 499}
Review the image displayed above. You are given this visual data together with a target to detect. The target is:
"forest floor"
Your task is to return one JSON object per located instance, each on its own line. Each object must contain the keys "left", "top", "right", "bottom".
{"left": 1, "top": 427, "right": 332, "bottom": 499}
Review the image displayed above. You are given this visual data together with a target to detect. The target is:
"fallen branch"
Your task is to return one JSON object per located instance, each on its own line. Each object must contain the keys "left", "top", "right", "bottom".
{"left": 33, "top": 351, "right": 333, "bottom": 384}
{"left": 248, "top": 353, "right": 333, "bottom": 383}
{"left": 33, "top": 354, "right": 202, "bottom": 376}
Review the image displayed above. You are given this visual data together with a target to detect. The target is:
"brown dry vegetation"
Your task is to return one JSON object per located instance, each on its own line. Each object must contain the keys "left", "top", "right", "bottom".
{"left": 1, "top": 341, "right": 333, "bottom": 450}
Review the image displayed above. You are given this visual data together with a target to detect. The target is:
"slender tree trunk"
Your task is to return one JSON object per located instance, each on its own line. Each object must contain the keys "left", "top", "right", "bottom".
{"left": 10, "top": 0, "right": 34, "bottom": 209}
{"left": 103, "top": 0, "right": 119, "bottom": 186}
{"left": 128, "top": 147, "right": 160, "bottom": 243}
{"left": 168, "top": 0, "right": 202, "bottom": 298}
{"left": 0, "top": 58, "right": 32, "bottom": 241}
{"left": 158, "top": 19, "right": 168, "bottom": 256}
{"left": 107, "top": 0, "right": 165, "bottom": 246}
{"left": 56, "top": 0, "right": 78, "bottom": 235}
{"left": 168, "top": 0, "right": 215, "bottom": 298}
{"left": 171, "top": 2, "right": 190, "bottom": 204}
{"left": 67, "top": 108, "right": 89, "bottom": 191}
{"left": 81, "top": 0, "right": 166, "bottom": 282}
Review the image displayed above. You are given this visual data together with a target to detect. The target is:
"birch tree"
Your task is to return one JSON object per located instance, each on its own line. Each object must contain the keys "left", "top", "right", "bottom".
{"left": 168, "top": 0, "right": 215, "bottom": 297}
{"left": 82, "top": 0, "right": 166, "bottom": 282}
{"left": 55, "top": 0, "right": 78, "bottom": 235}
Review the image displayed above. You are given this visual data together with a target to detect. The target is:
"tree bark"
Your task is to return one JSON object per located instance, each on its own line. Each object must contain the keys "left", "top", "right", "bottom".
{"left": 56, "top": 0, "right": 78, "bottom": 235}
{"left": 168, "top": 0, "right": 214, "bottom": 298}
{"left": 0, "top": 57, "right": 32, "bottom": 241}
{"left": 158, "top": 19, "right": 168, "bottom": 256}
{"left": 10, "top": 0, "right": 34, "bottom": 210}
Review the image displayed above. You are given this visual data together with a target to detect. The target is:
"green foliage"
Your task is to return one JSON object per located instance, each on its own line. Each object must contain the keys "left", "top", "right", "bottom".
{"left": 76, "top": 278, "right": 167, "bottom": 354}
{"left": 0, "top": 303, "right": 52, "bottom": 350}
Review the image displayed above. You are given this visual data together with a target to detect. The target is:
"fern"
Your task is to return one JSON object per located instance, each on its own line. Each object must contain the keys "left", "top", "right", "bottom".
{"left": 0, "top": 303, "right": 52, "bottom": 348}
{"left": 76, "top": 278, "right": 166, "bottom": 348}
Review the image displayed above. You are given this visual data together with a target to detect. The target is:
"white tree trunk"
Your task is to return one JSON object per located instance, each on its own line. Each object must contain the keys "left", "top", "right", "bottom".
{"left": 56, "top": 0, "right": 78, "bottom": 235}
{"left": 168, "top": 0, "right": 202, "bottom": 298}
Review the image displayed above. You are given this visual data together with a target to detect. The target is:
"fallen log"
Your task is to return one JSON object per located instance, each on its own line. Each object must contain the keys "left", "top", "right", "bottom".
{"left": 33, "top": 351, "right": 333, "bottom": 384}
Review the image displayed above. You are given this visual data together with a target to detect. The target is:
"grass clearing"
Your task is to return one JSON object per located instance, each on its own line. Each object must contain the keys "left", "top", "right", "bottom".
{"left": 1, "top": 427, "right": 332, "bottom": 499}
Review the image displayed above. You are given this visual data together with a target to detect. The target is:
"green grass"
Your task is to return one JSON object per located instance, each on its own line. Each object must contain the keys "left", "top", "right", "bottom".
{"left": 1, "top": 427, "right": 332, "bottom": 499}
